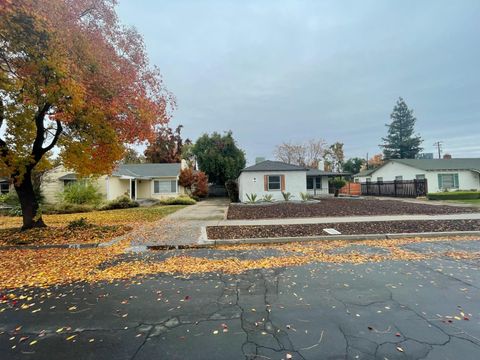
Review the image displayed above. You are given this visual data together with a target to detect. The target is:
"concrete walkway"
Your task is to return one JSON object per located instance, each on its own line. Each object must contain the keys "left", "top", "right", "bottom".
{"left": 217, "top": 212, "right": 480, "bottom": 226}
{"left": 129, "top": 198, "right": 229, "bottom": 247}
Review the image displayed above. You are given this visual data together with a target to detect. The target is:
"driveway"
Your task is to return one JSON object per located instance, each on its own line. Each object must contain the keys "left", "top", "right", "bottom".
{"left": 129, "top": 198, "right": 229, "bottom": 247}
{"left": 2, "top": 238, "right": 480, "bottom": 359}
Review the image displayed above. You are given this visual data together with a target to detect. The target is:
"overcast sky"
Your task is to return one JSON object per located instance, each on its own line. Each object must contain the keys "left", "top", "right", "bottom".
{"left": 117, "top": 0, "right": 480, "bottom": 165}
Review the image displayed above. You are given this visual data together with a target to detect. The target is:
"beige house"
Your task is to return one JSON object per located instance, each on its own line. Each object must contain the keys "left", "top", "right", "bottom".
{"left": 41, "top": 162, "right": 187, "bottom": 204}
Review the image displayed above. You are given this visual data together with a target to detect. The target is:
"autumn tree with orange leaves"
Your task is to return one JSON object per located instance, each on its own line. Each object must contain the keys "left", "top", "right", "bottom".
{"left": 0, "top": 0, "right": 174, "bottom": 229}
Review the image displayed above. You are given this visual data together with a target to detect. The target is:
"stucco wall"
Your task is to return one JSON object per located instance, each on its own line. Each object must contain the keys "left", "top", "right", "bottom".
{"left": 354, "top": 161, "right": 480, "bottom": 193}
{"left": 238, "top": 170, "right": 307, "bottom": 202}
{"left": 106, "top": 177, "right": 129, "bottom": 200}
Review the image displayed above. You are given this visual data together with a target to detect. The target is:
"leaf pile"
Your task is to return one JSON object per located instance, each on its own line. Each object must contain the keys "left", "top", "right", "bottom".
{"left": 1, "top": 236, "right": 480, "bottom": 290}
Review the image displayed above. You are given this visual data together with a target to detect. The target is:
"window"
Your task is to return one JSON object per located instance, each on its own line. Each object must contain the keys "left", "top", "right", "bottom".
{"left": 267, "top": 175, "right": 281, "bottom": 191}
{"left": 377, "top": 177, "right": 383, "bottom": 182}
{"left": 154, "top": 180, "right": 177, "bottom": 194}
{"left": 438, "top": 174, "right": 458, "bottom": 189}
{"left": 0, "top": 181, "right": 9, "bottom": 194}
{"left": 366, "top": 177, "right": 371, "bottom": 183}
{"left": 395, "top": 176, "right": 403, "bottom": 181}
{"left": 63, "top": 180, "right": 76, "bottom": 187}
{"left": 416, "top": 174, "right": 425, "bottom": 180}
{"left": 307, "top": 177, "right": 314, "bottom": 190}
{"left": 315, "top": 177, "right": 322, "bottom": 189}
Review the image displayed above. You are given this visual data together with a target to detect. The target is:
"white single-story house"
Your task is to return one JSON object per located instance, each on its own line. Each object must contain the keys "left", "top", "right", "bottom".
{"left": 41, "top": 162, "right": 188, "bottom": 204}
{"left": 353, "top": 158, "right": 480, "bottom": 193}
{"left": 0, "top": 177, "right": 12, "bottom": 194}
{"left": 238, "top": 160, "right": 347, "bottom": 202}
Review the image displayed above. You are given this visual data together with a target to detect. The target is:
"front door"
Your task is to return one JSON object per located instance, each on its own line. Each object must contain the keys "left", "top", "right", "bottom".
{"left": 130, "top": 179, "right": 136, "bottom": 200}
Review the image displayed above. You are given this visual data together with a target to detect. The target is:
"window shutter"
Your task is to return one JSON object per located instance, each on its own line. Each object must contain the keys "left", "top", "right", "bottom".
{"left": 280, "top": 175, "right": 285, "bottom": 191}
{"left": 438, "top": 174, "right": 443, "bottom": 190}
{"left": 264, "top": 175, "right": 268, "bottom": 191}
{"left": 454, "top": 174, "right": 459, "bottom": 188}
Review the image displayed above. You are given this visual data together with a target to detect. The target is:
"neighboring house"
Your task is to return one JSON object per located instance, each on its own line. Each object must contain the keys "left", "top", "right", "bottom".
{"left": 353, "top": 158, "right": 480, "bottom": 193}
{"left": 41, "top": 162, "right": 188, "bottom": 204}
{"left": 237, "top": 160, "right": 347, "bottom": 202}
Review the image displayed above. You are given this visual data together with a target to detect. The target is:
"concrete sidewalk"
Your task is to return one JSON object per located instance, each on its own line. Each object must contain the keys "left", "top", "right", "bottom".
{"left": 217, "top": 213, "right": 480, "bottom": 226}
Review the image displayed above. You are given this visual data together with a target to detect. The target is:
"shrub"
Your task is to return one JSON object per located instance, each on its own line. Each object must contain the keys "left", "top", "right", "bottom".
{"left": 427, "top": 191, "right": 480, "bottom": 200}
{"left": 245, "top": 193, "right": 258, "bottom": 203}
{"left": 193, "top": 172, "right": 209, "bottom": 198}
{"left": 160, "top": 196, "right": 196, "bottom": 205}
{"left": 7, "top": 205, "right": 22, "bottom": 217}
{"left": 281, "top": 192, "right": 293, "bottom": 201}
{"left": 0, "top": 192, "right": 20, "bottom": 206}
{"left": 262, "top": 194, "right": 274, "bottom": 202}
{"left": 330, "top": 177, "right": 347, "bottom": 197}
{"left": 59, "top": 181, "right": 102, "bottom": 205}
{"left": 67, "top": 217, "right": 91, "bottom": 230}
{"left": 100, "top": 195, "right": 139, "bottom": 210}
{"left": 299, "top": 192, "right": 311, "bottom": 202}
{"left": 179, "top": 168, "right": 209, "bottom": 198}
{"left": 225, "top": 180, "right": 239, "bottom": 202}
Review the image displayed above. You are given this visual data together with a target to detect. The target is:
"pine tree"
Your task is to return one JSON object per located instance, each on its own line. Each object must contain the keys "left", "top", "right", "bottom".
{"left": 381, "top": 98, "right": 423, "bottom": 159}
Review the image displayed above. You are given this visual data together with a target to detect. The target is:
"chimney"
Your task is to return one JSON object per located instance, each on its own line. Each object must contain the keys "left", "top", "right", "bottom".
{"left": 443, "top": 154, "right": 452, "bottom": 160}
{"left": 318, "top": 159, "right": 325, "bottom": 170}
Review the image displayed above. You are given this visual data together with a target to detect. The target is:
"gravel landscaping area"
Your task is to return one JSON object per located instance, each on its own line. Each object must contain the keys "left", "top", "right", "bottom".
{"left": 227, "top": 198, "right": 480, "bottom": 220}
{"left": 207, "top": 219, "right": 480, "bottom": 239}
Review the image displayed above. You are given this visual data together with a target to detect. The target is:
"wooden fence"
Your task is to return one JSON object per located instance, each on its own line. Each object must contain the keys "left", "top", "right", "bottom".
{"left": 339, "top": 182, "right": 361, "bottom": 196}
{"left": 361, "top": 179, "right": 428, "bottom": 198}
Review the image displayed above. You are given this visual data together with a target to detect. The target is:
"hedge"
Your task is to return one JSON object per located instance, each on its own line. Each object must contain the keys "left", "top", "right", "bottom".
{"left": 427, "top": 191, "right": 480, "bottom": 200}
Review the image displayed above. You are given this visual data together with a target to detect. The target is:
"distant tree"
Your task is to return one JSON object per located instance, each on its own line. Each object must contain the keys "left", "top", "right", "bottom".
{"left": 366, "top": 154, "right": 384, "bottom": 170}
{"left": 181, "top": 140, "right": 196, "bottom": 168}
{"left": 192, "top": 131, "right": 246, "bottom": 185}
{"left": 324, "top": 142, "right": 345, "bottom": 172}
{"left": 381, "top": 98, "right": 423, "bottom": 159}
{"left": 274, "top": 139, "right": 327, "bottom": 168}
{"left": 144, "top": 125, "right": 186, "bottom": 163}
{"left": 122, "top": 148, "right": 145, "bottom": 164}
{"left": 343, "top": 158, "right": 365, "bottom": 175}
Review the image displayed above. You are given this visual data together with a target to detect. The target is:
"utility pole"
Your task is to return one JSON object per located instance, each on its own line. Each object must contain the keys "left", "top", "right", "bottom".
{"left": 433, "top": 141, "right": 443, "bottom": 159}
{"left": 366, "top": 152, "right": 369, "bottom": 170}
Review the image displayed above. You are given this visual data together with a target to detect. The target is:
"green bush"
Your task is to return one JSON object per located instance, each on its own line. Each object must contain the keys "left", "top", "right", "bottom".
{"left": 67, "top": 217, "right": 91, "bottom": 230}
{"left": 101, "top": 195, "right": 140, "bottom": 210}
{"left": 281, "top": 192, "right": 293, "bottom": 201}
{"left": 245, "top": 193, "right": 258, "bottom": 203}
{"left": 59, "top": 181, "right": 102, "bottom": 205}
{"left": 160, "top": 196, "right": 196, "bottom": 205}
{"left": 0, "top": 192, "right": 20, "bottom": 206}
{"left": 225, "top": 180, "right": 239, "bottom": 203}
{"left": 299, "top": 192, "right": 312, "bottom": 202}
{"left": 427, "top": 191, "right": 480, "bottom": 200}
{"left": 262, "top": 194, "right": 274, "bottom": 202}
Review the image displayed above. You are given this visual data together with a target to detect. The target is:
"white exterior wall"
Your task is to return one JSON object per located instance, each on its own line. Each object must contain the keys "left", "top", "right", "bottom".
{"left": 355, "top": 161, "right": 480, "bottom": 193}
{"left": 41, "top": 166, "right": 74, "bottom": 204}
{"left": 238, "top": 170, "right": 307, "bottom": 202}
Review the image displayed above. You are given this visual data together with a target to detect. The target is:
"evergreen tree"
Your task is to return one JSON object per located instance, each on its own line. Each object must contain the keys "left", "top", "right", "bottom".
{"left": 381, "top": 98, "right": 423, "bottom": 159}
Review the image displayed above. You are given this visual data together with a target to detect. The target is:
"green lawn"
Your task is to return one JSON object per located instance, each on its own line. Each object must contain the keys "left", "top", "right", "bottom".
{"left": 446, "top": 199, "right": 480, "bottom": 206}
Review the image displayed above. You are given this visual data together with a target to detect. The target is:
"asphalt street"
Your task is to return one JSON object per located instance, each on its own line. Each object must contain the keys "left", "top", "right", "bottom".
{"left": 2, "top": 240, "right": 480, "bottom": 359}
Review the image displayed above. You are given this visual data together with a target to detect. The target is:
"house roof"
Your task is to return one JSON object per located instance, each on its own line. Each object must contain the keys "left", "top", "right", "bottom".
{"left": 354, "top": 158, "right": 480, "bottom": 177}
{"left": 241, "top": 160, "right": 307, "bottom": 173}
{"left": 112, "top": 163, "right": 181, "bottom": 178}
{"left": 307, "top": 169, "right": 351, "bottom": 176}
{"left": 58, "top": 173, "right": 77, "bottom": 181}
{"left": 391, "top": 158, "right": 480, "bottom": 171}
{"left": 354, "top": 169, "right": 377, "bottom": 177}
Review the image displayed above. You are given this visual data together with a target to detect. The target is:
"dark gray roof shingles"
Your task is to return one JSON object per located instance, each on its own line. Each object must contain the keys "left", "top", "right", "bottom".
{"left": 112, "top": 163, "right": 181, "bottom": 178}
{"left": 241, "top": 160, "right": 307, "bottom": 172}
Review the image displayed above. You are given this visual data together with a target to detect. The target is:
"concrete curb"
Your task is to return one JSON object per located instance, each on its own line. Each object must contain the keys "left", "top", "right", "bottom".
{"left": 0, "top": 233, "right": 126, "bottom": 251}
{"left": 205, "top": 231, "right": 480, "bottom": 246}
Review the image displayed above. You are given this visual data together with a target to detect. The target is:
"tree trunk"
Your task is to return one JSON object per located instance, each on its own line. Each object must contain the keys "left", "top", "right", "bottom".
{"left": 14, "top": 170, "right": 46, "bottom": 230}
